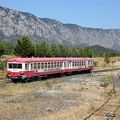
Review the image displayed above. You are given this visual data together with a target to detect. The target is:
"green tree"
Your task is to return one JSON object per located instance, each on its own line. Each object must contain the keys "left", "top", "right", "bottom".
{"left": 14, "top": 36, "right": 35, "bottom": 57}
{"left": 104, "top": 55, "right": 110, "bottom": 63}
{"left": 36, "top": 41, "right": 52, "bottom": 57}
{"left": 79, "top": 48, "right": 92, "bottom": 57}
{"left": 71, "top": 48, "right": 79, "bottom": 57}
{"left": 5, "top": 43, "right": 14, "bottom": 55}
{"left": 0, "top": 42, "right": 6, "bottom": 57}
{"left": 57, "top": 44, "right": 70, "bottom": 57}
{"left": 50, "top": 43, "right": 60, "bottom": 57}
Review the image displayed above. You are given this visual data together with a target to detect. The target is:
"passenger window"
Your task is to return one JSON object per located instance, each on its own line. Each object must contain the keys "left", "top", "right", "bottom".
{"left": 38, "top": 63, "right": 40, "bottom": 69}
{"left": 60, "top": 62, "right": 62, "bottom": 67}
{"left": 51, "top": 62, "right": 53, "bottom": 68}
{"left": 41, "top": 63, "right": 44, "bottom": 69}
{"left": 45, "top": 63, "right": 47, "bottom": 69}
{"left": 34, "top": 63, "right": 37, "bottom": 69}
{"left": 48, "top": 63, "right": 50, "bottom": 68}
{"left": 57, "top": 62, "right": 59, "bottom": 68}
{"left": 54, "top": 62, "right": 56, "bottom": 68}
{"left": 31, "top": 63, "right": 34, "bottom": 70}
{"left": 25, "top": 64, "right": 28, "bottom": 70}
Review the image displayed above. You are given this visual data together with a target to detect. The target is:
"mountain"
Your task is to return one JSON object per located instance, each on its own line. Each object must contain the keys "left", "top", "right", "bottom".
{"left": 0, "top": 6, "right": 120, "bottom": 51}
{"left": 88, "top": 45, "right": 120, "bottom": 57}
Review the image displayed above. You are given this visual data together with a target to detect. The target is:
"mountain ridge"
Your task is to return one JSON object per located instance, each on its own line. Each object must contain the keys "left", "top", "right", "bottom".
{"left": 0, "top": 6, "right": 120, "bottom": 51}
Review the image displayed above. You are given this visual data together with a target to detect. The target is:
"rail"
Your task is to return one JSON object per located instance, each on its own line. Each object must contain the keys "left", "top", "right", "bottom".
{"left": 83, "top": 70, "right": 120, "bottom": 120}
{"left": 0, "top": 79, "right": 11, "bottom": 86}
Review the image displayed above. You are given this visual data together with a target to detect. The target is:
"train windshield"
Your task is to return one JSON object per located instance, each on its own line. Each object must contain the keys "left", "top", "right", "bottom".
{"left": 8, "top": 63, "right": 22, "bottom": 69}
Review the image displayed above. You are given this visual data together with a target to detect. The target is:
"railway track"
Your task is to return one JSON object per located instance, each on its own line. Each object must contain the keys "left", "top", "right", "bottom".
{"left": 0, "top": 79, "right": 11, "bottom": 86}
{"left": 83, "top": 70, "right": 120, "bottom": 120}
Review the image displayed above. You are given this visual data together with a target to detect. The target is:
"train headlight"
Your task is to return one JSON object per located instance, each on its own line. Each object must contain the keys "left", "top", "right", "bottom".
{"left": 20, "top": 72, "right": 24, "bottom": 75}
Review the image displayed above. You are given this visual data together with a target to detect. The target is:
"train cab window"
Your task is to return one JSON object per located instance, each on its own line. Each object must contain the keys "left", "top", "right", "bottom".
{"left": 8, "top": 63, "right": 12, "bottom": 68}
{"left": 8, "top": 63, "right": 22, "bottom": 69}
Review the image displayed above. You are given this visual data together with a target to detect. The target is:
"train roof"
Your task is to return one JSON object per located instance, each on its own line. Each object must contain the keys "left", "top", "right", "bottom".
{"left": 7, "top": 57, "right": 93, "bottom": 63}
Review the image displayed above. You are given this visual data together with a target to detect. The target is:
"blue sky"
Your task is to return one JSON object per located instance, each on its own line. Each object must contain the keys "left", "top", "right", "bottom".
{"left": 0, "top": 0, "right": 120, "bottom": 29}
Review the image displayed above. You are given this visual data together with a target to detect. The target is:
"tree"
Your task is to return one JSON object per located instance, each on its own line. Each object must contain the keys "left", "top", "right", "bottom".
{"left": 0, "top": 42, "right": 6, "bottom": 57}
{"left": 57, "top": 44, "right": 70, "bottom": 57}
{"left": 5, "top": 43, "right": 14, "bottom": 55}
{"left": 104, "top": 55, "right": 110, "bottom": 63}
{"left": 79, "top": 48, "right": 92, "bottom": 57}
{"left": 71, "top": 48, "right": 79, "bottom": 57}
{"left": 14, "top": 36, "right": 35, "bottom": 57}
{"left": 36, "top": 41, "right": 52, "bottom": 57}
{"left": 50, "top": 44, "right": 60, "bottom": 57}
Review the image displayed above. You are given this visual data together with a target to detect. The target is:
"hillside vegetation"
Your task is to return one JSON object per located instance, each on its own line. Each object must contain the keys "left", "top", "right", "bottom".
{"left": 89, "top": 45, "right": 120, "bottom": 57}
{"left": 0, "top": 37, "right": 120, "bottom": 58}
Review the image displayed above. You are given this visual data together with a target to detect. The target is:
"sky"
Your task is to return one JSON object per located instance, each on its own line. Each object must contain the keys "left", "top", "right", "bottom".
{"left": 0, "top": 0, "right": 120, "bottom": 29}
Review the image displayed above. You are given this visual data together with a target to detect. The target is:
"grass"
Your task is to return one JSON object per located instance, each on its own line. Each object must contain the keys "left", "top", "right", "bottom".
{"left": 0, "top": 70, "right": 6, "bottom": 79}
{"left": 0, "top": 78, "right": 70, "bottom": 96}
{"left": 93, "top": 57, "right": 120, "bottom": 69}
{"left": 100, "top": 76, "right": 112, "bottom": 88}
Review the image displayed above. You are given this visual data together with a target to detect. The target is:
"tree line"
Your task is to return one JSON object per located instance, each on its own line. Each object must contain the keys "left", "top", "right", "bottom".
{"left": 0, "top": 36, "right": 92, "bottom": 58}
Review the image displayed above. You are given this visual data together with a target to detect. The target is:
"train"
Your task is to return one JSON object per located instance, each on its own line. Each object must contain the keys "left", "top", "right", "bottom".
{"left": 6, "top": 57, "right": 94, "bottom": 83}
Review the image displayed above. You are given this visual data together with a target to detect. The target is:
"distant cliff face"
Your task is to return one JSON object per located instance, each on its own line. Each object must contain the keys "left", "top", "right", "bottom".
{"left": 0, "top": 6, "right": 120, "bottom": 51}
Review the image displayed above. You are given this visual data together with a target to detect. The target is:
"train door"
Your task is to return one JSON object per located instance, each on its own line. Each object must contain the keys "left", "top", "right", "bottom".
{"left": 26, "top": 63, "right": 31, "bottom": 78}
{"left": 64, "top": 61, "right": 71, "bottom": 70}
{"left": 68, "top": 61, "right": 72, "bottom": 69}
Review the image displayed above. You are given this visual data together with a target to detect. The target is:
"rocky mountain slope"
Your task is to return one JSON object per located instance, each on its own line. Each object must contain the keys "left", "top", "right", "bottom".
{"left": 0, "top": 6, "right": 120, "bottom": 51}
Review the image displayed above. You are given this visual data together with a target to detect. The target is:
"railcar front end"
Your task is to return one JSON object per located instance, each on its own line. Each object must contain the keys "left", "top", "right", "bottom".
{"left": 6, "top": 61, "right": 28, "bottom": 82}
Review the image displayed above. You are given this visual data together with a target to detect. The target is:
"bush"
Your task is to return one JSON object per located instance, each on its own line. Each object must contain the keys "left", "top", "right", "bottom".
{"left": 94, "top": 61, "right": 98, "bottom": 67}
{"left": 100, "top": 76, "right": 111, "bottom": 87}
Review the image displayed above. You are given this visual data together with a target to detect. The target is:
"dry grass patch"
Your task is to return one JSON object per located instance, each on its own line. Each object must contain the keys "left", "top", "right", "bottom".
{"left": 93, "top": 57, "right": 120, "bottom": 69}
{"left": 0, "top": 70, "right": 6, "bottom": 79}
{"left": 0, "top": 78, "right": 69, "bottom": 96}
{"left": 42, "top": 105, "right": 89, "bottom": 120}
{"left": 0, "top": 102, "right": 36, "bottom": 120}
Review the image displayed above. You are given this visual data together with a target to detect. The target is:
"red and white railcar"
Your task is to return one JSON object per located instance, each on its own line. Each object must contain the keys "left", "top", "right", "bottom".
{"left": 6, "top": 57, "right": 93, "bottom": 82}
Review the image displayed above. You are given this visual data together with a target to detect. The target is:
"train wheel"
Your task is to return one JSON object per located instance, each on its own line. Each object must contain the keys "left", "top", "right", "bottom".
{"left": 24, "top": 78, "right": 28, "bottom": 83}
{"left": 35, "top": 76, "right": 39, "bottom": 81}
{"left": 11, "top": 79, "right": 17, "bottom": 83}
